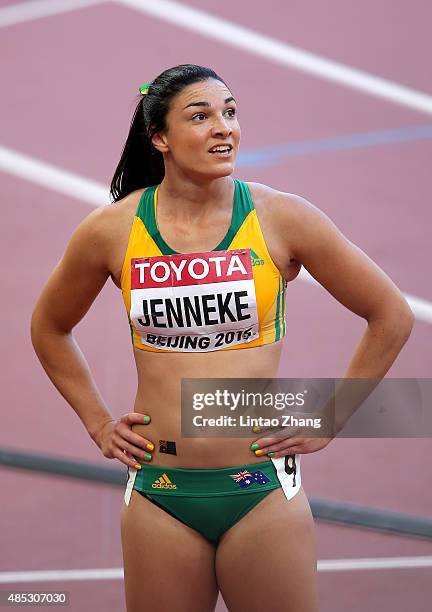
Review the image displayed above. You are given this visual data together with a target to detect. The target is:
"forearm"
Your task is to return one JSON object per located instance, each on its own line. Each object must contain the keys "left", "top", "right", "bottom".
{"left": 31, "top": 326, "right": 114, "bottom": 442}
{"left": 342, "top": 312, "right": 414, "bottom": 379}
{"left": 331, "top": 311, "right": 414, "bottom": 432}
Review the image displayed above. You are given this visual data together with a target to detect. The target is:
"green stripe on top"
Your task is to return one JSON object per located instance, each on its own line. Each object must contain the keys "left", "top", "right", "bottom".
{"left": 136, "top": 179, "right": 253, "bottom": 255}
{"left": 274, "top": 276, "right": 282, "bottom": 342}
{"left": 281, "top": 279, "right": 286, "bottom": 336}
{"left": 137, "top": 185, "right": 177, "bottom": 254}
{"left": 218, "top": 179, "right": 254, "bottom": 250}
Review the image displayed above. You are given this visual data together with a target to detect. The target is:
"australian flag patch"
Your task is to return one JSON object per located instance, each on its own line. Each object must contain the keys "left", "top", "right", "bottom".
{"left": 230, "top": 469, "right": 271, "bottom": 488}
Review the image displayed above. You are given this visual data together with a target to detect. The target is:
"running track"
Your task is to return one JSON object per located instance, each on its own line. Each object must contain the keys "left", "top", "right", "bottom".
{"left": 1, "top": 1, "right": 431, "bottom": 610}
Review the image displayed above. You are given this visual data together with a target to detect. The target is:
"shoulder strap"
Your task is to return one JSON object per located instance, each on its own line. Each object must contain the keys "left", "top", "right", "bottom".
{"left": 136, "top": 185, "right": 157, "bottom": 235}
{"left": 216, "top": 179, "right": 254, "bottom": 250}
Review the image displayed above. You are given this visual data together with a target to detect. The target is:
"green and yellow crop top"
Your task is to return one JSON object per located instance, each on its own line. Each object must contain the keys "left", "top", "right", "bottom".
{"left": 120, "top": 179, "right": 287, "bottom": 352}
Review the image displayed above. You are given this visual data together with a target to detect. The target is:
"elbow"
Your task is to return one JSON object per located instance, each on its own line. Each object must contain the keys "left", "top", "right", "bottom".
{"left": 31, "top": 304, "right": 72, "bottom": 343}
{"left": 398, "top": 314, "right": 415, "bottom": 346}
{"left": 30, "top": 308, "right": 72, "bottom": 365}
{"left": 388, "top": 315, "right": 414, "bottom": 347}
{"left": 30, "top": 306, "right": 44, "bottom": 352}
{"left": 30, "top": 305, "right": 56, "bottom": 351}
{"left": 398, "top": 297, "right": 415, "bottom": 339}
{"left": 369, "top": 296, "right": 415, "bottom": 343}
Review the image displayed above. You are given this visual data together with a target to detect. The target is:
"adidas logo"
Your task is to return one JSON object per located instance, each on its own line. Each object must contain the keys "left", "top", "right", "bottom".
{"left": 152, "top": 473, "right": 177, "bottom": 489}
{"left": 250, "top": 249, "right": 264, "bottom": 267}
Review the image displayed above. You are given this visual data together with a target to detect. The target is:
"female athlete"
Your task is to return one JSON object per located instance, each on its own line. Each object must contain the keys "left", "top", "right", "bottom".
{"left": 31, "top": 64, "right": 414, "bottom": 612}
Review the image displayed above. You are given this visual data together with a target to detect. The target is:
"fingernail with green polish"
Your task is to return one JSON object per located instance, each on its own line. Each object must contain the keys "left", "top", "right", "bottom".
{"left": 250, "top": 443, "right": 260, "bottom": 450}
{"left": 143, "top": 453, "right": 152, "bottom": 461}
{"left": 143, "top": 415, "right": 151, "bottom": 424}
{"left": 267, "top": 452, "right": 275, "bottom": 457}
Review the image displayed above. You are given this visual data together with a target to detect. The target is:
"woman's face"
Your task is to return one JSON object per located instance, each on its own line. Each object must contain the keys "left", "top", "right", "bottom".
{"left": 153, "top": 78, "right": 241, "bottom": 179}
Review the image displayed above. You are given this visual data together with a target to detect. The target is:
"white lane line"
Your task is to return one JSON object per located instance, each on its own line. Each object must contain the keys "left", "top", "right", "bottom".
{"left": 1, "top": 144, "right": 431, "bottom": 324}
{"left": 0, "top": 146, "right": 107, "bottom": 206}
{"left": 2, "top": 556, "right": 432, "bottom": 582}
{"left": 117, "top": 0, "right": 432, "bottom": 116}
{"left": 3, "top": 0, "right": 432, "bottom": 116}
{"left": 0, "top": 568, "right": 123, "bottom": 584}
{"left": 318, "top": 555, "right": 432, "bottom": 571}
{"left": 299, "top": 268, "right": 432, "bottom": 324}
{"left": 0, "top": 0, "right": 106, "bottom": 28}
{"left": 402, "top": 293, "right": 432, "bottom": 325}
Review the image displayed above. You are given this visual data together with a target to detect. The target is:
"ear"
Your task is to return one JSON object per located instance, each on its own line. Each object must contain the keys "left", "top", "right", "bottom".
{"left": 150, "top": 130, "right": 169, "bottom": 154}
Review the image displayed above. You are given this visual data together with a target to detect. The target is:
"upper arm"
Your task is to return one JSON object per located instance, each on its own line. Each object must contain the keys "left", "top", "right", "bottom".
{"left": 278, "top": 192, "right": 414, "bottom": 324}
{"left": 31, "top": 207, "right": 112, "bottom": 334}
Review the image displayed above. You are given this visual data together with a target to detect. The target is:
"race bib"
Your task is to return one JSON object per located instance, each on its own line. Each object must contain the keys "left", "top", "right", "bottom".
{"left": 129, "top": 249, "right": 259, "bottom": 352}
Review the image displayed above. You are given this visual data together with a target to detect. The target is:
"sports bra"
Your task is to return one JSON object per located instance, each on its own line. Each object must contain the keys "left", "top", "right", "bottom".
{"left": 120, "top": 178, "right": 287, "bottom": 353}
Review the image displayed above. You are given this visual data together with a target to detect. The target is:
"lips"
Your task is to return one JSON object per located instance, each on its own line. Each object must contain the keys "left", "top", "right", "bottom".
{"left": 208, "top": 144, "right": 233, "bottom": 153}
{"left": 208, "top": 149, "right": 233, "bottom": 158}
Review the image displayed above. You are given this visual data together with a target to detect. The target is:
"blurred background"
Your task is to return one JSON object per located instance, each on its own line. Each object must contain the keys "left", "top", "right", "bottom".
{"left": 1, "top": 1, "right": 431, "bottom": 610}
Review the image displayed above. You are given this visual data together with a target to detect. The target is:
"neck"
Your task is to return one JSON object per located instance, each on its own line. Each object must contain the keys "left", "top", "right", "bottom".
{"left": 158, "top": 171, "right": 234, "bottom": 218}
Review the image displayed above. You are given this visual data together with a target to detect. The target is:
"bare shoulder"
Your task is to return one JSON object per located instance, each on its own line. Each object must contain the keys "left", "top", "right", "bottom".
{"left": 79, "top": 189, "right": 143, "bottom": 243}
{"left": 244, "top": 181, "right": 318, "bottom": 276}
{"left": 246, "top": 181, "right": 414, "bottom": 325}
{"left": 31, "top": 188, "right": 147, "bottom": 332}
{"left": 73, "top": 189, "right": 144, "bottom": 280}
{"left": 245, "top": 181, "right": 340, "bottom": 261}
{"left": 246, "top": 181, "right": 320, "bottom": 221}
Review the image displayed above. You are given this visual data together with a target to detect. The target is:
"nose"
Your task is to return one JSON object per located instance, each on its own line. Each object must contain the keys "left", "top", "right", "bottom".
{"left": 212, "top": 115, "right": 232, "bottom": 137}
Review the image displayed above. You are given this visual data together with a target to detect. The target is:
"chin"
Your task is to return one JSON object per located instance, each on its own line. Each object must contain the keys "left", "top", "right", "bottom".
{"left": 185, "top": 161, "right": 235, "bottom": 182}
{"left": 215, "top": 167, "right": 234, "bottom": 178}
{"left": 209, "top": 163, "right": 236, "bottom": 179}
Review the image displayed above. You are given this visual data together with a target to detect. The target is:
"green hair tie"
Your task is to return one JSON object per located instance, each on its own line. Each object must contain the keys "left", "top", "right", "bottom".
{"left": 139, "top": 83, "right": 151, "bottom": 95}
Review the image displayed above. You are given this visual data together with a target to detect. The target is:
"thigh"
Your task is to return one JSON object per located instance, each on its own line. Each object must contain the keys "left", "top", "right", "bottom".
{"left": 215, "top": 487, "right": 318, "bottom": 612}
{"left": 121, "top": 490, "right": 219, "bottom": 612}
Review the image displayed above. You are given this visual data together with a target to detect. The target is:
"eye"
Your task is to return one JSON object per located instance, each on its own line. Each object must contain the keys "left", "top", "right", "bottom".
{"left": 191, "top": 108, "right": 237, "bottom": 121}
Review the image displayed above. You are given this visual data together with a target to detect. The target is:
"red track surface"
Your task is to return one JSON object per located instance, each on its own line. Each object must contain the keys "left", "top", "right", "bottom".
{"left": 1, "top": 1, "right": 431, "bottom": 610}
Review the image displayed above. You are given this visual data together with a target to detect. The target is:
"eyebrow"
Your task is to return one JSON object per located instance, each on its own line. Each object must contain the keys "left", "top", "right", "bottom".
{"left": 183, "top": 96, "right": 236, "bottom": 110}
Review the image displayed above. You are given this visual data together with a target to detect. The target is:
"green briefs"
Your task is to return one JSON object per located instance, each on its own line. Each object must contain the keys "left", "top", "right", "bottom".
{"left": 124, "top": 457, "right": 301, "bottom": 545}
